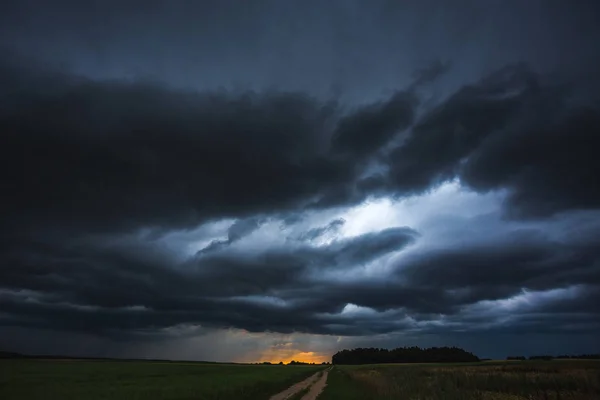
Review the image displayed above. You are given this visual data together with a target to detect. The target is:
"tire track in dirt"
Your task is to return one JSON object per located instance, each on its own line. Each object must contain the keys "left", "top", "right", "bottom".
{"left": 268, "top": 367, "right": 331, "bottom": 400}
{"left": 299, "top": 367, "right": 330, "bottom": 400}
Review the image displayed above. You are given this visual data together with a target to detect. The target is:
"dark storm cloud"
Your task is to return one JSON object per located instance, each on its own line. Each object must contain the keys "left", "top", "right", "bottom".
{"left": 0, "top": 55, "right": 422, "bottom": 238}
{"left": 410, "top": 60, "right": 452, "bottom": 89}
{"left": 1, "top": 0, "right": 600, "bottom": 359}
{"left": 197, "top": 217, "right": 264, "bottom": 254}
{"left": 386, "top": 63, "right": 539, "bottom": 193}
{"left": 1, "top": 9, "right": 599, "bottom": 234}
{"left": 299, "top": 218, "right": 345, "bottom": 242}
{"left": 274, "top": 218, "right": 600, "bottom": 335}
{"left": 2, "top": 216, "right": 598, "bottom": 339}
{"left": 227, "top": 218, "right": 264, "bottom": 242}
{"left": 331, "top": 91, "right": 416, "bottom": 158}
{"left": 1, "top": 57, "right": 599, "bottom": 342}
{"left": 0, "top": 59, "right": 353, "bottom": 235}
{"left": 184, "top": 226, "right": 418, "bottom": 300}
{"left": 0, "top": 227, "right": 417, "bottom": 336}
{"left": 462, "top": 105, "right": 600, "bottom": 218}
{"left": 2, "top": 0, "right": 599, "bottom": 95}
{"left": 385, "top": 63, "right": 600, "bottom": 217}
{"left": 397, "top": 233, "right": 600, "bottom": 304}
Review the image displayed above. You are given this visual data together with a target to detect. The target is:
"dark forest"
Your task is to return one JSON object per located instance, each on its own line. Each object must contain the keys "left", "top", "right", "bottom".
{"left": 332, "top": 346, "right": 480, "bottom": 365}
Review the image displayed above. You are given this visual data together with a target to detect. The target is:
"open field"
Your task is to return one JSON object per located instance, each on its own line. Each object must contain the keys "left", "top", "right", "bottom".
{"left": 0, "top": 359, "right": 325, "bottom": 400}
{"left": 269, "top": 368, "right": 330, "bottom": 400}
{"left": 3, "top": 359, "right": 599, "bottom": 399}
{"left": 320, "top": 360, "right": 600, "bottom": 400}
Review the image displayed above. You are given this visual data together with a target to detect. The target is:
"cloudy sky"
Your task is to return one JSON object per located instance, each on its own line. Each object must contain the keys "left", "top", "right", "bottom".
{"left": 1, "top": 0, "right": 599, "bottom": 363}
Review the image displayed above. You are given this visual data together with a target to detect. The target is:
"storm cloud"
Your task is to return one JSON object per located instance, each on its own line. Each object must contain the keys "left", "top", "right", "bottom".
{"left": 1, "top": 0, "right": 599, "bottom": 361}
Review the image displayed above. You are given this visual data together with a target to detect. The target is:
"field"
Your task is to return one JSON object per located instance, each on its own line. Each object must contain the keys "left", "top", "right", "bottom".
{"left": 0, "top": 359, "right": 324, "bottom": 400}
{"left": 319, "top": 360, "right": 600, "bottom": 400}
{"left": 3, "top": 359, "right": 599, "bottom": 399}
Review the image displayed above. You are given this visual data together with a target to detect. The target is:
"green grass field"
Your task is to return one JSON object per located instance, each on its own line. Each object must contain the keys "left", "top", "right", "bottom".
{"left": 320, "top": 360, "right": 600, "bottom": 400}
{"left": 3, "top": 359, "right": 599, "bottom": 399}
{"left": 0, "top": 359, "right": 324, "bottom": 400}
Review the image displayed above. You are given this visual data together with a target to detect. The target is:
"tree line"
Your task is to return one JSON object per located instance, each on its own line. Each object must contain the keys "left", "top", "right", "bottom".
{"left": 255, "top": 361, "right": 331, "bottom": 365}
{"left": 332, "top": 346, "right": 480, "bottom": 365}
{"left": 508, "top": 354, "right": 600, "bottom": 361}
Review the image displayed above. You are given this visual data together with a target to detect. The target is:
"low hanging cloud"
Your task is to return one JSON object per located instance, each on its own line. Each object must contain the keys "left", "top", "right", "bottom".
{"left": 298, "top": 218, "right": 346, "bottom": 242}
{"left": 2, "top": 57, "right": 598, "bottom": 238}
{"left": 1, "top": 21, "right": 600, "bottom": 361}
{"left": 385, "top": 63, "right": 600, "bottom": 217}
{"left": 0, "top": 224, "right": 418, "bottom": 336}
{"left": 197, "top": 217, "right": 265, "bottom": 254}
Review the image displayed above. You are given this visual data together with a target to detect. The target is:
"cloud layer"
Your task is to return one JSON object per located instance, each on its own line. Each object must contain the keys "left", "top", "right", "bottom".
{"left": 1, "top": 0, "right": 599, "bottom": 360}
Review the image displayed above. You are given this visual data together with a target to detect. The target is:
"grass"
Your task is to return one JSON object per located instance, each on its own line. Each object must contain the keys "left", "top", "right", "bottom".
{"left": 288, "top": 385, "right": 311, "bottom": 400}
{"left": 0, "top": 359, "right": 325, "bottom": 400}
{"left": 317, "top": 367, "right": 377, "bottom": 400}
{"left": 320, "top": 360, "right": 600, "bottom": 400}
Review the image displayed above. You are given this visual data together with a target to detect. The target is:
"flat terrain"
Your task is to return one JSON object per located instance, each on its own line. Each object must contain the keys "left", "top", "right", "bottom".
{"left": 0, "top": 359, "right": 324, "bottom": 400}
{"left": 269, "top": 367, "right": 330, "bottom": 400}
{"left": 3, "top": 359, "right": 599, "bottom": 399}
{"left": 319, "top": 360, "right": 600, "bottom": 400}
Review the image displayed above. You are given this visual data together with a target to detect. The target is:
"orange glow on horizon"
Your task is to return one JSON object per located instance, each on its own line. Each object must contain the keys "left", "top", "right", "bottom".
{"left": 229, "top": 332, "right": 332, "bottom": 364}
{"left": 274, "top": 351, "right": 329, "bottom": 364}
{"left": 250, "top": 346, "right": 330, "bottom": 364}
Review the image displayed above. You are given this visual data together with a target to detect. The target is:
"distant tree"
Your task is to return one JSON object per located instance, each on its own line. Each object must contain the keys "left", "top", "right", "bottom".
{"left": 555, "top": 354, "right": 600, "bottom": 360}
{"left": 529, "top": 355, "right": 553, "bottom": 361}
{"left": 279, "top": 361, "right": 284, "bottom": 365}
{"left": 288, "top": 360, "right": 310, "bottom": 365}
{"left": 332, "top": 346, "right": 479, "bottom": 365}
{"left": 506, "top": 356, "right": 526, "bottom": 361}
{"left": 0, "top": 351, "right": 27, "bottom": 359}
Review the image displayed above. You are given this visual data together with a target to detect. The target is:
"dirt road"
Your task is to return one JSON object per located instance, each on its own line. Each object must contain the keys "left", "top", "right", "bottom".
{"left": 269, "top": 367, "right": 331, "bottom": 400}
{"left": 298, "top": 367, "right": 330, "bottom": 400}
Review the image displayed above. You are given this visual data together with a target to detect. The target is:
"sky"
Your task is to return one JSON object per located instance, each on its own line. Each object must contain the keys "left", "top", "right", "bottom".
{"left": 1, "top": 0, "right": 599, "bottom": 363}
